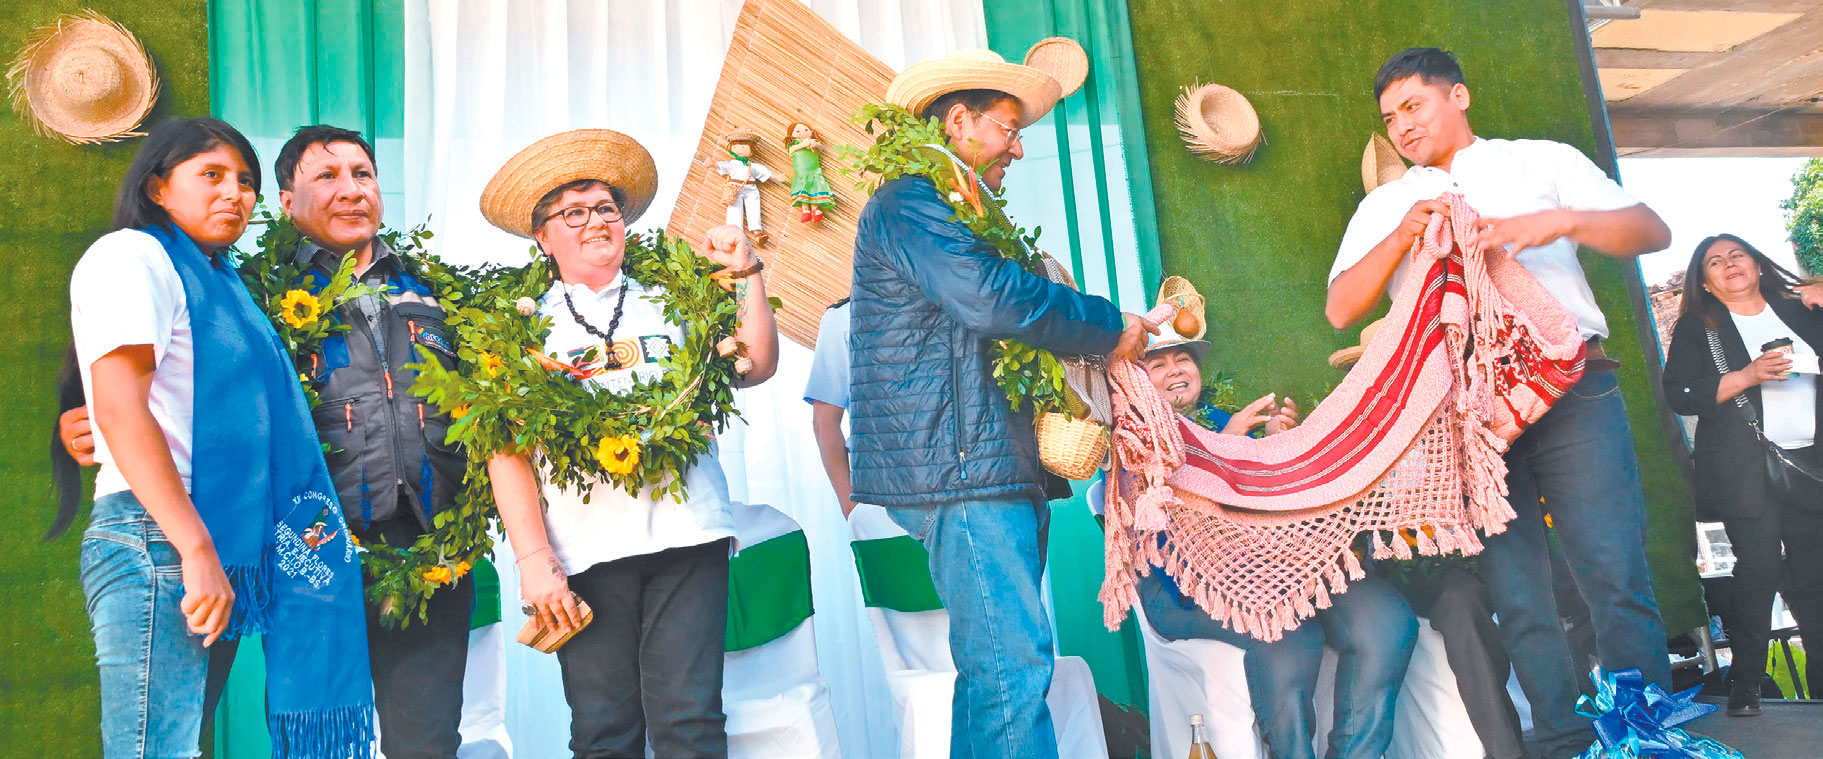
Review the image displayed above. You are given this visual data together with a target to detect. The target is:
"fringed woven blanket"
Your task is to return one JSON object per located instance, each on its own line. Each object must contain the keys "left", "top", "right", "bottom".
{"left": 1102, "top": 194, "right": 1586, "bottom": 641}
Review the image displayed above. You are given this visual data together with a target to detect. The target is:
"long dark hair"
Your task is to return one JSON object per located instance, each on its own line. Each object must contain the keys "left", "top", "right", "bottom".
{"left": 47, "top": 347, "right": 86, "bottom": 539}
{"left": 48, "top": 118, "right": 262, "bottom": 538}
{"left": 1677, "top": 233, "right": 1804, "bottom": 331}
{"left": 111, "top": 116, "right": 262, "bottom": 232}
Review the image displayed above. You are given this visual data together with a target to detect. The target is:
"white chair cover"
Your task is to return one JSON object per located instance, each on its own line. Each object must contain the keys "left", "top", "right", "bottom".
{"left": 848, "top": 504, "right": 1110, "bottom": 759}
{"left": 457, "top": 623, "right": 513, "bottom": 759}
{"left": 1135, "top": 601, "right": 1486, "bottom": 759}
{"left": 723, "top": 502, "right": 843, "bottom": 759}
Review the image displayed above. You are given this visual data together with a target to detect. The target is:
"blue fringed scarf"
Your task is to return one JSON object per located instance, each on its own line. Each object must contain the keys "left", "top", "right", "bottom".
{"left": 148, "top": 224, "right": 375, "bottom": 758}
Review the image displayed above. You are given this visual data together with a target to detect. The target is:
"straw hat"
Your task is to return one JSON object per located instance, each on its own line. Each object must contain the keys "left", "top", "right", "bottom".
{"left": 1023, "top": 37, "right": 1089, "bottom": 98}
{"left": 1328, "top": 318, "right": 1385, "bottom": 370}
{"left": 886, "top": 47, "right": 1065, "bottom": 128}
{"left": 479, "top": 129, "right": 659, "bottom": 239}
{"left": 1145, "top": 276, "right": 1210, "bottom": 361}
{"left": 1174, "top": 82, "right": 1261, "bottom": 164}
{"left": 1362, "top": 133, "right": 1407, "bottom": 193}
{"left": 724, "top": 127, "right": 759, "bottom": 145}
{"left": 5, "top": 11, "right": 159, "bottom": 145}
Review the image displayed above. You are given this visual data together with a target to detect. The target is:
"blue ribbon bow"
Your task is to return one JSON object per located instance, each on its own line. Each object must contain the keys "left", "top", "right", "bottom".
{"left": 1573, "top": 667, "right": 1742, "bottom": 759}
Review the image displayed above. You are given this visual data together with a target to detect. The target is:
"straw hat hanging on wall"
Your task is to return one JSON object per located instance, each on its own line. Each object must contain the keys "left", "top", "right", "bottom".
{"left": 1362, "top": 133, "right": 1408, "bottom": 193}
{"left": 6, "top": 10, "right": 159, "bottom": 145}
{"left": 1175, "top": 82, "right": 1261, "bottom": 164}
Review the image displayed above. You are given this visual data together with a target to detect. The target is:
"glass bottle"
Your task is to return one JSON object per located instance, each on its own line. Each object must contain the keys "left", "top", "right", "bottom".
{"left": 1188, "top": 713, "right": 1216, "bottom": 759}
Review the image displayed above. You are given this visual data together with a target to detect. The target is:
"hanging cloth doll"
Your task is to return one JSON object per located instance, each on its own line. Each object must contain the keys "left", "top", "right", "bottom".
{"left": 784, "top": 121, "right": 836, "bottom": 224}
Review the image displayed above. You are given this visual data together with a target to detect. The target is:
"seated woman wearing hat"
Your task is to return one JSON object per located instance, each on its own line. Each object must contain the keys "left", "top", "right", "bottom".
{"left": 1094, "top": 294, "right": 1419, "bottom": 759}
{"left": 480, "top": 129, "right": 778, "bottom": 758}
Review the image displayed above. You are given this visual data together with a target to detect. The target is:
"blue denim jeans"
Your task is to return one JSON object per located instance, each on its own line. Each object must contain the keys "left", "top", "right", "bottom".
{"left": 887, "top": 497, "right": 1057, "bottom": 759}
{"left": 1141, "top": 570, "right": 1417, "bottom": 759}
{"left": 80, "top": 490, "right": 210, "bottom": 759}
{"left": 1480, "top": 367, "right": 1670, "bottom": 759}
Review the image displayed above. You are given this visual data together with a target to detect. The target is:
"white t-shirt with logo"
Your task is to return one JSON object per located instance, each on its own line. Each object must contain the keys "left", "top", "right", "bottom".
{"left": 1330, "top": 137, "right": 1644, "bottom": 340}
{"left": 1729, "top": 304, "right": 1818, "bottom": 449}
{"left": 536, "top": 274, "right": 736, "bottom": 574}
{"left": 70, "top": 229, "right": 196, "bottom": 498}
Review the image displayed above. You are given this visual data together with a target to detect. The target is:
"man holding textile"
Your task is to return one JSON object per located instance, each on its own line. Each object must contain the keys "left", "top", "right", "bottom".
{"left": 1325, "top": 47, "right": 1672, "bottom": 759}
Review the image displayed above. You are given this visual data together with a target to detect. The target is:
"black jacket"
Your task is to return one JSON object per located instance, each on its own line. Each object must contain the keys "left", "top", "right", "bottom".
{"left": 1661, "top": 294, "right": 1823, "bottom": 520}
{"left": 848, "top": 176, "right": 1125, "bottom": 508}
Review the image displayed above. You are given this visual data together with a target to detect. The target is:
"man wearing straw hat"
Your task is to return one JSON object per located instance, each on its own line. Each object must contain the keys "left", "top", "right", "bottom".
{"left": 479, "top": 128, "right": 777, "bottom": 758}
{"left": 849, "top": 47, "right": 1152, "bottom": 758}
{"left": 1325, "top": 48, "right": 1672, "bottom": 759}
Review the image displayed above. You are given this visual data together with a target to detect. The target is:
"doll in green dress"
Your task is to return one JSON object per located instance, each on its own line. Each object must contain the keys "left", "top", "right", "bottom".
{"left": 785, "top": 122, "right": 836, "bottom": 224}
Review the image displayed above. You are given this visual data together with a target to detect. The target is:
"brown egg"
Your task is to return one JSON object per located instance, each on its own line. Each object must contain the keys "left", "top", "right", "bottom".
{"left": 1173, "top": 308, "right": 1201, "bottom": 337}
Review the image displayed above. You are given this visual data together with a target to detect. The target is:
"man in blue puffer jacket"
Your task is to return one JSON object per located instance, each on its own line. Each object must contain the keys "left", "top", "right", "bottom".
{"left": 851, "top": 48, "right": 1152, "bottom": 759}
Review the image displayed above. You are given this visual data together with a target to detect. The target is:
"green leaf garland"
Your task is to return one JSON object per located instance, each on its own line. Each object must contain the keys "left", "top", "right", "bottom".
{"left": 842, "top": 104, "right": 1075, "bottom": 416}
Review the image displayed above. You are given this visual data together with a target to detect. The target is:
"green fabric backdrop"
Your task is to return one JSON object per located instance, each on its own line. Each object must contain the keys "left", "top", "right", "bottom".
{"left": 0, "top": 3, "right": 210, "bottom": 756}
{"left": 1124, "top": 0, "right": 1704, "bottom": 634}
{"left": 982, "top": 0, "right": 1162, "bottom": 715}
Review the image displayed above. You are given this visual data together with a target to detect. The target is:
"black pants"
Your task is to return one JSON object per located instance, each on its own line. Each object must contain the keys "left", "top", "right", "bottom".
{"left": 204, "top": 517, "right": 475, "bottom": 759}
{"left": 1721, "top": 447, "right": 1823, "bottom": 693}
{"left": 559, "top": 538, "right": 731, "bottom": 759}
{"left": 1401, "top": 567, "right": 1526, "bottom": 759}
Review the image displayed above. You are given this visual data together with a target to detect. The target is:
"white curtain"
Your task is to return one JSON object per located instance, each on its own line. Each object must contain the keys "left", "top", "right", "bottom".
{"left": 402, "top": 2, "right": 986, "bottom": 757}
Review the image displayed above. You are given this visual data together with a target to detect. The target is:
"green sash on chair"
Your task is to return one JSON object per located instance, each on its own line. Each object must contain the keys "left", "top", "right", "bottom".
{"left": 726, "top": 530, "right": 816, "bottom": 652}
{"left": 851, "top": 536, "right": 944, "bottom": 613}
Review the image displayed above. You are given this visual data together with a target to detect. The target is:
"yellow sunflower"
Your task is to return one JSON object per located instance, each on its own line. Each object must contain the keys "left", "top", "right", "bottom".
{"left": 597, "top": 435, "right": 641, "bottom": 476}
{"left": 454, "top": 561, "right": 472, "bottom": 578}
{"left": 279, "top": 289, "right": 321, "bottom": 328}
{"left": 478, "top": 352, "right": 504, "bottom": 375}
{"left": 450, "top": 404, "right": 470, "bottom": 420}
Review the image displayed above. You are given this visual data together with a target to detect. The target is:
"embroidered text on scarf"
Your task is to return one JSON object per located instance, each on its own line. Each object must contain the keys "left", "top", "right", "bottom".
{"left": 150, "top": 224, "right": 375, "bottom": 758}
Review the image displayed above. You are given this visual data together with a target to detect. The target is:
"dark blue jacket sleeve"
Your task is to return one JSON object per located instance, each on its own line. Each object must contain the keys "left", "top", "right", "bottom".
{"left": 872, "top": 178, "right": 1125, "bottom": 356}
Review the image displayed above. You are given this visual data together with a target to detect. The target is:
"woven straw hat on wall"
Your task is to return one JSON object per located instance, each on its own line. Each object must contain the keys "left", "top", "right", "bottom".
{"left": 6, "top": 10, "right": 159, "bottom": 145}
{"left": 1174, "top": 82, "right": 1261, "bottom": 164}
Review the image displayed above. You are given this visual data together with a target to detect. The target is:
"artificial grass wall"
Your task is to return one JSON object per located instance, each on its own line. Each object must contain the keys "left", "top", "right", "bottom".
{"left": 1126, "top": 0, "right": 1704, "bottom": 632}
{"left": 0, "top": 1, "right": 209, "bottom": 754}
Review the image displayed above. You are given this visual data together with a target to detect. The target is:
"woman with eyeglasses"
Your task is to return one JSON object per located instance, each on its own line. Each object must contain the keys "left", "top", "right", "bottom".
{"left": 479, "top": 129, "right": 778, "bottom": 758}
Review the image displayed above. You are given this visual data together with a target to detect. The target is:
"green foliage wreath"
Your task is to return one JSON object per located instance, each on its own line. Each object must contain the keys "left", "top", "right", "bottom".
{"left": 407, "top": 232, "right": 745, "bottom": 504}
{"left": 843, "top": 103, "right": 1075, "bottom": 416}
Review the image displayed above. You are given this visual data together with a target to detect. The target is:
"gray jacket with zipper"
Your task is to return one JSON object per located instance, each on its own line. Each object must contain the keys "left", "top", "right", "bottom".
{"left": 297, "top": 239, "right": 466, "bottom": 530}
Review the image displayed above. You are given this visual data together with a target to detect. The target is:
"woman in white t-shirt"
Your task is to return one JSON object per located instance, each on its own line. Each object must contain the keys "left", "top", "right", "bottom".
{"left": 55, "top": 118, "right": 379, "bottom": 759}
{"left": 1662, "top": 234, "right": 1823, "bottom": 717}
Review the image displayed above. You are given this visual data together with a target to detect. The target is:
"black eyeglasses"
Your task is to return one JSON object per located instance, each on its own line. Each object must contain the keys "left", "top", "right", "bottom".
{"left": 546, "top": 203, "right": 623, "bottom": 228}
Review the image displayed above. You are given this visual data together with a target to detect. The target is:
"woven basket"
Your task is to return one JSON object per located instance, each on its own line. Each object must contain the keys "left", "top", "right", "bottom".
{"left": 1155, "top": 275, "right": 1207, "bottom": 339}
{"left": 1174, "top": 82, "right": 1261, "bottom": 164}
{"left": 1037, "top": 411, "right": 1109, "bottom": 480}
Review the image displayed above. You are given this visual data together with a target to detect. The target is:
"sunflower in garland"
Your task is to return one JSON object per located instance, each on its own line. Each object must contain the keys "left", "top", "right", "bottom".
{"left": 597, "top": 435, "right": 641, "bottom": 475}
{"left": 279, "top": 289, "right": 322, "bottom": 328}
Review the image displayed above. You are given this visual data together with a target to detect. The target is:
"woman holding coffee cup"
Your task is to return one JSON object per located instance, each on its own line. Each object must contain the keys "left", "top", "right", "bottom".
{"left": 1662, "top": 233, "right": 1823, "bottom": 716}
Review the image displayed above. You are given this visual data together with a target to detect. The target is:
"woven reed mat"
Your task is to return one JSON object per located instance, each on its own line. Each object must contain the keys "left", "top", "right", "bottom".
{"left": 666, "top": 0, "right": 891, "bottom": 347}
{"left": 1102, "top": 194, "right": 1587, "bottom": 641}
